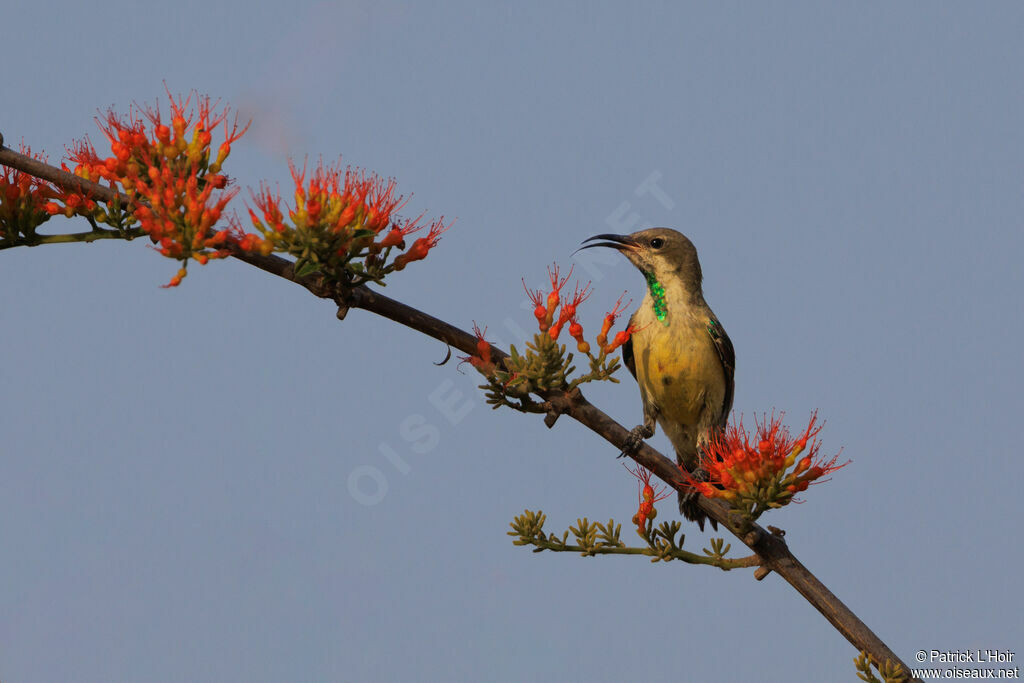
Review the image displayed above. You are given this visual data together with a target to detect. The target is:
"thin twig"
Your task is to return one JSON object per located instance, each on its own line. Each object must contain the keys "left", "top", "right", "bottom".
{"left": 0, "top": 228, "right": 147, "bottom": 249}
{"left": 523, "top": 540, "right": 763, "bottom": 568}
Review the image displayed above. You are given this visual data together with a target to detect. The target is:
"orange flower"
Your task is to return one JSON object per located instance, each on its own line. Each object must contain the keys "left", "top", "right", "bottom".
{"left": 524, "top": 280, "right": 550, "bottom": 331}
{"left": 549, "top": 280, "right": 591, "bottom": 341}
{"left": 625, "top": 463, "right": 671, "bottom": 533}
{"left": 64, "top": 138, "right": 108, "bottom": 185}
{"left": 596, "top": 293, "right": 630, "bottom": 350}
{"left": 464, "top": 322, "right": 496, "bottom": 375}
{"left": 683, "top": 411, "right": 848, "bottom": 518}
{"left": 523, "top": 264, "right": 575, "bottom": 333}
{"left": 568, "top": 321, "right": 588, "bottom": 354}
{"left": 602, "top": 323, "right": 638, "bottom": 355}
{"left": 391, "top": 220, "right": 448, "bottom": 270}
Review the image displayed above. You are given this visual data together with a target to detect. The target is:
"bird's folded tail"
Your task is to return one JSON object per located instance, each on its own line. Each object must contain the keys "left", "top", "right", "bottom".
{"left": 678, "top": 490, "right": 717, "bottom": 532}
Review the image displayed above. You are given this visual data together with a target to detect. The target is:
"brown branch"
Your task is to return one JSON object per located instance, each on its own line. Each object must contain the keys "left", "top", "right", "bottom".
{"left": 0, "top": 135, "right": 918, "bottom": 682}
{"left": 226, "top": 249, "right": 918, "bottom": 678}
{"left": 0, "top": 135, "right": 131, "bottom": 205}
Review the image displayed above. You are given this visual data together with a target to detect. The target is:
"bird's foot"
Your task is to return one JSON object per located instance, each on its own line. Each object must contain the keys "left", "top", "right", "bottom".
{"left": 678, "top": 467, "right": 706, "bottom": 511}
{"left": 688, "top": 465, "right": 709, "bottom": 484}
{"left": 679, "top": 466, "right": 717, "bottom": 531}
{"left": 618, "top": 423, "right": 655, "bottom": 458}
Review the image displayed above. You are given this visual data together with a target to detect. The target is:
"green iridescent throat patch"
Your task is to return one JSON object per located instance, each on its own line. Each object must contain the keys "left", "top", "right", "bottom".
{"left": 645, "top": 272, "right": 669, "bottom": 325}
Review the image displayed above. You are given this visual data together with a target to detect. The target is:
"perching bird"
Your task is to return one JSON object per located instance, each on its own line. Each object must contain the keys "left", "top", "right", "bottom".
{"left": 579, "top": 228, "right": 735, "bottom": 530}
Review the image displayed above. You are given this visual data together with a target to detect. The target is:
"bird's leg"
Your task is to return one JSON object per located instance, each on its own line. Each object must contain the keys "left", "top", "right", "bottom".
{"left": 678, "top": 466, "right": 711, "bottom": 531}
{"left": 679, "top": 442, "right": 717, "bottom": 531}
{"left": 679, "top": 465, "right": 708, "bottom": 506}
{"left": 618, "top": 410, "right": 656, "bottom": 458}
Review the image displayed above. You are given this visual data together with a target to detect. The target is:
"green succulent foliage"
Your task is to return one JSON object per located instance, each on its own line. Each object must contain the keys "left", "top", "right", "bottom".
{"left": 509, "top": 510, "right": 757, "bottom": 569}
{"left": 286, "top": 232, "right": 401, "bottom": 286}
{"left": 512, "top": 333, "right": 574, "bottom": 391}
{"left": 0, "top": 203, "right": 50, "bottom": 241}
{"left": 508, "top": 510, "right": 624, "bottom": 556}
{"left": 281, "top": 226, "right": 415, "bottom": 286}
{"left": 574, "top": 350, "right": 621, "bottom": 390}
{"left": 479, "top": 332, "right": 623, "bottom": 413}
{"left": 479, "top": 333, "right": 572, "bottom": 412}
{"left": 635, "top": 518, "right": 688, "bottom": 563}
{"left": 853, "top": 652, "right": 909, "bottom": 683}
{"left": 703, "top": 536, "right": 732, "bottom": 560}
{"left": 568, "top": 517, "right": 625, "bottom": 556}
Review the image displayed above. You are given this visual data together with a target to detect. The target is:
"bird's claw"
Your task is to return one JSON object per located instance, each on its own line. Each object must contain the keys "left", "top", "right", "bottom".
{"left": 678, "top": 465, "right": 717, "bottom": 531}
{"left": 681, "top": 465, "right": 709, "bottom": 505}
{"left": 618, "top": 423, "right": 655, "bottom": 458}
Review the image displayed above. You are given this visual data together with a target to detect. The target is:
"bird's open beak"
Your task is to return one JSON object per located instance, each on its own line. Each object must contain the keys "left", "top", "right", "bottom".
{"left": 576, "top": 233, "right": 640, "bottom": 253}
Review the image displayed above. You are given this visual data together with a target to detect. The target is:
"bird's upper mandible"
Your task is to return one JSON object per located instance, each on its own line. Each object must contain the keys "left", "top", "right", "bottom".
{"left": 579, "top": 227, "right": 704, "bottom": 298}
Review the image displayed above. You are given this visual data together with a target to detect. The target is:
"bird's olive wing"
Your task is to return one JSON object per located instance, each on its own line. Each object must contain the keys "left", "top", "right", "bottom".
{"left": 621, "top": 313, "right": 638, "bottom": 382}
{"left": 707, "top": 317, "right": 735, "bottom": 426}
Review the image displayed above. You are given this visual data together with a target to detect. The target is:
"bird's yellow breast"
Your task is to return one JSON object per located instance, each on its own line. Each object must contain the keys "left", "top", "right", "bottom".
{"left": 632, "top": 320, "right": 725, "bottom": 429}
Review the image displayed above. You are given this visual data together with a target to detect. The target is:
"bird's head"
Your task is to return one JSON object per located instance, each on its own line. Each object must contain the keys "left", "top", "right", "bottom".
{"left": 579, "top": 227, "right": 703, "bottom": 292}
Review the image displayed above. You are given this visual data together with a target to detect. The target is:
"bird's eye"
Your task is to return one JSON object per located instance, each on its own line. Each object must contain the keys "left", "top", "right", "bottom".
{"left": 649, "top": 237, "right": 665, "bottom": 249}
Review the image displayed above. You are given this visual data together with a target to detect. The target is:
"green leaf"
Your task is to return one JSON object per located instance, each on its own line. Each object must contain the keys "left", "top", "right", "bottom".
{"left": 295, "top": 260, "right": 321, "bottom": 277}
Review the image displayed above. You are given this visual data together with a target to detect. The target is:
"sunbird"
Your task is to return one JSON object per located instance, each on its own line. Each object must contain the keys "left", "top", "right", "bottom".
{"left": 580, "top": 228, "right": 735, "bottom": 530}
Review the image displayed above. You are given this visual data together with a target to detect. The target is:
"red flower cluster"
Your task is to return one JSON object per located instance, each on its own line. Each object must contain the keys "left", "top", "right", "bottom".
{"left": 244, "top": 159, "right": 448, "bottom": 279}
{"left": 524, "top": 264, "right": 637, "bottom": 356}
{"left": 6, "top": 89, "right": 449, "bottom": 287}
{"left": 683, "top": 412, "right": 848, "bottom": 516}
{"left": 625, "top": 463, "right": 671, "bottom": 533}
{"left": 0, "top": 144, "right": 56, "bottom": 240}
{"left": 45, "top": 89, "right": 249, "bottom": 286}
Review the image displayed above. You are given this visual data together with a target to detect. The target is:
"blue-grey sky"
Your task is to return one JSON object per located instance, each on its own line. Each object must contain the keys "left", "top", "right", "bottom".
{"left": 3, "top": 2, "right": 1022, "bottom": 681}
